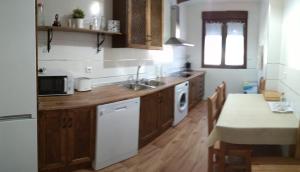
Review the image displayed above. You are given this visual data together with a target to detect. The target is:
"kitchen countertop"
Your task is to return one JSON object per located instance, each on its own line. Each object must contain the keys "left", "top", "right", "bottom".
{"left": 38, "top": 71, "right": 205, "bottom": 111}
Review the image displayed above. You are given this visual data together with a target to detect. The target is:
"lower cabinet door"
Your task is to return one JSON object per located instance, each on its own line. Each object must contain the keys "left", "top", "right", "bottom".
{"left": 38, "top": 110, "right": 67, "bottom": 172}
{"left": 139, "top": 92, "right": 160, "bottom": 148}
{"left": 199, "top": 74, "right": 205, "bottom": 99}
{"left": 189, "top": 77, "right": 197, "bottom": 109}
{"left": 189, "top": 75, "right": 205, "bottom": 109}
{"left": 66, "top": 107, "right": 96, "bottom": 171}
{"left": 158, "top": 87, "right": 174, "bottom": 133}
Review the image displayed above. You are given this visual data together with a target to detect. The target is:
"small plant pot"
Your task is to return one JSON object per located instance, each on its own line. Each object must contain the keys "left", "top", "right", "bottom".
{"left": 74, "top": 19, "right": 84, "bottom": 28}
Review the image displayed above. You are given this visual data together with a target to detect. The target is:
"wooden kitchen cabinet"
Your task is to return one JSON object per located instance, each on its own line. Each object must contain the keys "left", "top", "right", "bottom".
{"left": 139, "top": 87, "right": 174, "bottom": 148}
{"left": 149, "top": 0, "right": 164, "bottom": 48}
{"left": 112, "top": 0, "right": 163, "bottom": 49}
{"left": 66, "top": 107, "right": 96, "bottom": 171}
{"left": 139, "top": 92, "right": 160, "bottom": 148}
{"left": 38, "top": 107, "right": 96, "bottom": 172}
{"left": 158, "top": 87, "right": 174, "bottom": 132}
{"left": 38, "top": 110, "right": 67, "bottom": 172}
{"left": 189, "top": 74, "right": 205, "bottom": 109}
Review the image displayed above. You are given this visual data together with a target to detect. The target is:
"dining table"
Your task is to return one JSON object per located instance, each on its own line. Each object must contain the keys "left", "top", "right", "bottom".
{"left": 208, "top": 94, "right": 299, "bottom": 149}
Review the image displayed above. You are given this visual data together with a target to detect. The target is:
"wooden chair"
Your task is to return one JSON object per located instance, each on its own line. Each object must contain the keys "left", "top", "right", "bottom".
{"left": 258, "top": 77, "right": 282, "bottom": 101}
{"left": 258, "top": 77, "right": 266, "bottom": 94}
{"left": 208, "top": 91, "right": 252, "bottom": 172}
{"left": 208, "top": 92, "right": 219, "bottom": 135}
{"left": 216, "top": 81, "right": 226, "bottom": 116}
{"left": 208, "top": 91, "right": 224, "bottom": 172}
{"left": 252, "top": 121, "right": 300, "bottom": 172}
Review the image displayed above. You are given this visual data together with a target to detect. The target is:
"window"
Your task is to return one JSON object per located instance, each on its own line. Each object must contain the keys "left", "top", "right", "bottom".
{"left": 202, "top": 11, "right": 248, "bottom": 69}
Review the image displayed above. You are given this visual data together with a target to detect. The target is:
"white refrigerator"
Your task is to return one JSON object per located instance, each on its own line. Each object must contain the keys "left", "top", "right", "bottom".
{"left": 0, "top": 0, "right": 37, "bottom": 172}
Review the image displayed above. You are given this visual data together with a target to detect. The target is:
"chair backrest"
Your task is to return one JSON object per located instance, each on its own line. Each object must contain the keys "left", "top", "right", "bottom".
{"left": 259, "top": 77, "right": 266, "bottom": 94}
{"left": 216, "top": 81, "right": 226, "bottom": 109}
{"left": 208, "top": 91, "right": 219, "bottom": 134}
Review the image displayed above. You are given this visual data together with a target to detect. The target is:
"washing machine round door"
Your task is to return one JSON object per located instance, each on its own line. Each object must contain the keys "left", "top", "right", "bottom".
{"left": 178, "top": 92, "right": 187, "bottom": 112}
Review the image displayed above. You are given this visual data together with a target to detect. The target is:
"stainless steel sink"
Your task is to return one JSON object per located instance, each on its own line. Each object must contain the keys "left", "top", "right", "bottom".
{"left": 123, "top": 65, "right": 165, "bottom": 91}
{"left": 123, "top": 83, "right": 152, "bottom": 91}
{"left": 122, "top": 79, "right": 165, "bottom": 91}
{"left": 140, "top": 79, "right": 165, "bottom": 87}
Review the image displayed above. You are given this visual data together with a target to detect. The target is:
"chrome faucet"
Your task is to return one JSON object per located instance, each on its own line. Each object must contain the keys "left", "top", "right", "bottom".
{"left": 136, "top": 65, "right": 142, "bottom": 84}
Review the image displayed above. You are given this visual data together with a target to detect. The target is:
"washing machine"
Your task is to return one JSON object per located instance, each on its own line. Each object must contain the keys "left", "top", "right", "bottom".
{"left": 173, "top": 81, "right": 189, "bottom": 126}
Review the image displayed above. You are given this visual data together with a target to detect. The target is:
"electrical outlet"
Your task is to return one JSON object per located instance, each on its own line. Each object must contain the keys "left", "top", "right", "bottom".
{"left": 85, "top": 66, "right": 93, "bottom": 73}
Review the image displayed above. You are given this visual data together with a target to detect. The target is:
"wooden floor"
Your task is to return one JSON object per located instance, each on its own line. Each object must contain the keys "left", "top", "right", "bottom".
{"left": 252, "top": 165, "right": 300, "bottom": 172}
{"left": 79, "top": 101, "right": 208, "bottom": 172}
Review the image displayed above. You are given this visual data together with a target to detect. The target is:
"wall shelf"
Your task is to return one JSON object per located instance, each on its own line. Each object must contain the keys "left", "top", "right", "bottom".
{"left": 37, "top": 26, "right": 122, "bottom": 53}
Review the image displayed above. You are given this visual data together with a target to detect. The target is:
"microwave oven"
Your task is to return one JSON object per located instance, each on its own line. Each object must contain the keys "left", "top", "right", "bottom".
{"left": 38, "top": 69, "right": 74, "bottom": 96}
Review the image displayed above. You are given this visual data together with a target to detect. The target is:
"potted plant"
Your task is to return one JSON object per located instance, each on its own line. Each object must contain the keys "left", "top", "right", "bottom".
{"left": 72, "top": 8, "right": 85, "bottom": 28}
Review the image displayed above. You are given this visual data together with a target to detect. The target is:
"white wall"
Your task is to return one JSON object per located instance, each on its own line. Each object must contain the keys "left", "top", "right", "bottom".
{"left": 259, "top": 0, "right": 300, "bottom": 118}
{"left": 183, "top": 1, "right": 260, "bottom": 98}
{"left": 257, "top": 0, "right": 269, "bottom": 80}
{"left": 38, "top": 0, "right": 187, "bottom": 86}
{"left": 265, "top": 0, "right": 283, "bottom": 90}
{"left": 278, "top": 0, "right": 300, "bottom": 118}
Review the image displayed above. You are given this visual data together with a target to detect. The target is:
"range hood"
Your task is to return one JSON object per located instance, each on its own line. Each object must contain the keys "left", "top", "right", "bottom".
{"left": 165, "top": 5, "right": 194, "bottom": 47}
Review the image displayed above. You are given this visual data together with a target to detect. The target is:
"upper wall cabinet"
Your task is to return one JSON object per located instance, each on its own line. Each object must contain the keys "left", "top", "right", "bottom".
{"left": 112, "top": 0, "right": 163, "bottom": 49}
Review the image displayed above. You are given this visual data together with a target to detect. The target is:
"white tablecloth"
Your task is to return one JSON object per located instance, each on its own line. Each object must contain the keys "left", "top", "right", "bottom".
{"left": 208, "top": 94, "right": 299, "bottom": 146}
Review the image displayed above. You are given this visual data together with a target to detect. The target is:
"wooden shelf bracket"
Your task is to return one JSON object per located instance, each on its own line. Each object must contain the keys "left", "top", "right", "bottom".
{"left": 47, "top": 28, "right": 53, "bottom": 52}
{"left": 97, "top": 33, "right": 105, "bottom": 53}
{"left": 44, "top": 29, "right": 105, "bottom": 53}
{"left": 38, "top": 26, "right": 121, "bottom": 53}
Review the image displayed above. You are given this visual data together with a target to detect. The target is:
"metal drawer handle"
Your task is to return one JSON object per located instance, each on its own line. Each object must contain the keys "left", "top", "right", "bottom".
{"left": 114, "top": 106, "right": 128, "bottom": 111}
{"left": 0, "top": 114, "right": 32, "bottom": 122}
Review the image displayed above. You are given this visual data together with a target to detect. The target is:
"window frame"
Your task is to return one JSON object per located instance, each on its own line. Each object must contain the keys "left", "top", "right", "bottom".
{"left": 201, "top": 11, "right": 248, "bottom": 69}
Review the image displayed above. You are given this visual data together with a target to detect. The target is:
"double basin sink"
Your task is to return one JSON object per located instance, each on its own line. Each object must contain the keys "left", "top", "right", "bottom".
{"left": 123, "top": 79, "right": 165, "bottom": 91}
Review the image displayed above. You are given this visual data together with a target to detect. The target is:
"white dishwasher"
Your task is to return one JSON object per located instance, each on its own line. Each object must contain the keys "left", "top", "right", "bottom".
{"left": 93, "top": 98, "right": 140, "bottom": 170}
